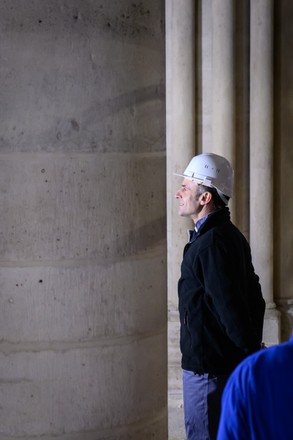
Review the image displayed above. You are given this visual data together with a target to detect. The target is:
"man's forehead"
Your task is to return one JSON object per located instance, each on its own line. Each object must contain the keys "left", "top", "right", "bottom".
{"left": 182, "top": 178, "right": 198, "bottom": 187}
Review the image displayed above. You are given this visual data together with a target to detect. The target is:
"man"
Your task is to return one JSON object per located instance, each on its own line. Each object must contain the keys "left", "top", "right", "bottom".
{"left": 175, "top": 153, "right": 265, "bottom": 440}
{"left": 217, "top": 334, "right": 293, "bottom": 440}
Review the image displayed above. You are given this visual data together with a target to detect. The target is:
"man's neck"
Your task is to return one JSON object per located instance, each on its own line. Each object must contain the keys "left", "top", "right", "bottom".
{"left": 192, "top": 205, "right": 217, "bottom": 225}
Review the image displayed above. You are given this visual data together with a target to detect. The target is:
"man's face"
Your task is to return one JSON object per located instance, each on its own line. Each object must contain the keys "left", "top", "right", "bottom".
{"left": 175, "top": 178, "right": 203, "bottom": 219}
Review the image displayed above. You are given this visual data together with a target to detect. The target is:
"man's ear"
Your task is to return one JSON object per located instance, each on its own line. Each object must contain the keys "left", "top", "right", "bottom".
{"left": 199, "top": 191, "right": 212, "bottom": 205}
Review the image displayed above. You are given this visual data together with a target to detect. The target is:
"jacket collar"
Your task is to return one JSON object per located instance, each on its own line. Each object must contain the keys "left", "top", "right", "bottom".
{"left": 189, "top": 207, "right": 231, "bottom": 243}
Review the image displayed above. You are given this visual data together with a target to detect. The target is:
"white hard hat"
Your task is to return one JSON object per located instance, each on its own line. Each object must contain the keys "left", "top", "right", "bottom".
{"left": 175, "top": 153, "right": 234, "bottom": 203}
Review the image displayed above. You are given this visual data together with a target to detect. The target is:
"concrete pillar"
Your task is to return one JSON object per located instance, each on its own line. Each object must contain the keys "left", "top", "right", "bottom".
{"left": 200, "top": 1, "right": 249, "bottom": 232}
{"left": 166, "top": 0, "right": 196, "bottom": 311}
{"left": 210, "top": 0, "right": 236, "bottom": 219}
{"left": 211, "top": 0, "right": 235, "bottom": 165}
{"left": 166, "top": 0, "right": 196, "bottom": 436}
{"left": 233, "top": 0, "right": 250, "bottom": 236}
{"left": 198, "top": 0, "right": 213, "bottom": 149}
{"left": 250, "top": 0, "right": 280, "bottom": 344}
{"left": 0, "top": 1, "right": 167, "bottom": 439}
{"left": 275, "top": 0, "right": 293, "bottom": 342}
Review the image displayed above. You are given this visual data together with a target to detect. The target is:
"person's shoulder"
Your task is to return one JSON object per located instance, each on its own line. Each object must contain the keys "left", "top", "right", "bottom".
{"left": 230, "top": 337, "right": 293, "bottom": 381}
{"left": 255, "top": 338, "right": 293, "bottom": 362}
{"left": 259, "top": 337, "right": 293, "bottom": 367}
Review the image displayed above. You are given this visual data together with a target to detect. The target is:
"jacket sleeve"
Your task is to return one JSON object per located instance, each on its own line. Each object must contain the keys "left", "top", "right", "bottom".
{"left": 247, "top": 271, "right": 265, "bottom": 343}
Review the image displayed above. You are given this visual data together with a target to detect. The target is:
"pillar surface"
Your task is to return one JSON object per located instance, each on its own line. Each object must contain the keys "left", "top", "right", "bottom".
{"left": 275, "top": 0, "right": 293, "bottom": 341}
{"left": 209, "top": 0, "right": 236, "bottom": 219}
{"left": 211, "top": 0, "right": 235, "bottom": 163}
{"left": 0, "top": 1, "right": 167, "bottom": 438}
{"left": 250, "top": 0, "right": 280, "bottom": 343}
{"left": 166, "top": 0, "right": 196, "bottom": 309}
{"left": 166, "top": 1, "right": 196, "bottom": 437}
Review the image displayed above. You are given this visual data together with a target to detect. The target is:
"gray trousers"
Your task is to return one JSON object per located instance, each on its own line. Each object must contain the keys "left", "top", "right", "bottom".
{"left": 183, "top": 369, "right": 230, "bottom": 440}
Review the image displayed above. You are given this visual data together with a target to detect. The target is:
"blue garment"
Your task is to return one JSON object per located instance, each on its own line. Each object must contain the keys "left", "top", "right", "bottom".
{"left": 183, "top": 369, "right": 229, "bottom": 440}
{"left": 217, "top": 336, "right": 293, "bottom": 440}
{"left": 195, "top": 215, "right": 209, "bottom": 232}
{"left": 188, "top": 215, "right": 209, "bottom": 242}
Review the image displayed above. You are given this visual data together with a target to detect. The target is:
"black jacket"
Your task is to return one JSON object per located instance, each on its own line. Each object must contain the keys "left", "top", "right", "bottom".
{"left": 178, "top": 207, "right": 265, "bottom": 374}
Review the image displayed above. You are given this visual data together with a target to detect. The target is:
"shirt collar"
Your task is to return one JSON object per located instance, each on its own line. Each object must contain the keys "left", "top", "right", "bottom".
{"left": 194, "top": 214, "right": 209, "bottom": 232}
{"left": 188, "top": 214, "right": 209, "bottom": 243}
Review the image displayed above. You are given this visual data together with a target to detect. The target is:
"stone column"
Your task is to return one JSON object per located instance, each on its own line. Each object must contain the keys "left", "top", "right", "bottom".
{"left": 210, "top": 0, "right": 235, "bottom": 219}
{"left": 198, "top": 0, "right": 212, "bottom": 150}
{"left": 166, "top": 0, "right": 196, "bottom": 312}
{"left": 0, "top": 1, "right": 167, "bottom": 439}
{"left": 211, "top": 0, "right": 235, "bottom": 164}
{"left": 166, "top": 0, "right": 196, "bottom": 436}
{"left": 250, "top": 0, "right": 280, "bottom": 344}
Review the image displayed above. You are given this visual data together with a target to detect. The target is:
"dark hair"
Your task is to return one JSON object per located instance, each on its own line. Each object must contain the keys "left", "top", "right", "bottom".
{"left": 198, "top": 185, "right": 229, "bottom": 210}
